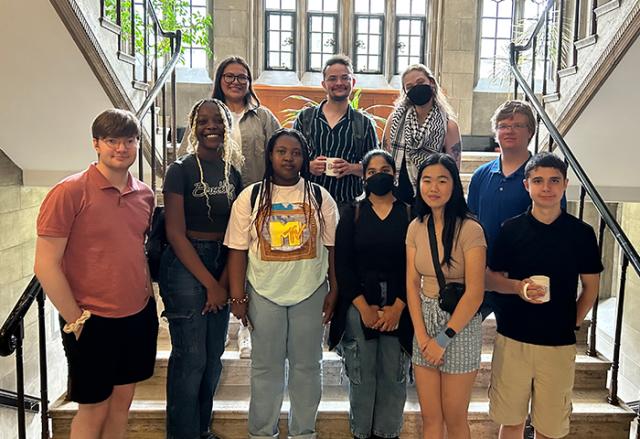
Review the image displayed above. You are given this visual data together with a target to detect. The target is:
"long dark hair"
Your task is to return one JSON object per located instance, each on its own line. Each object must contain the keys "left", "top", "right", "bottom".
{"left": 414, "top": 153, "right": 476, "bottom": 267}
{"left": 212, "top": 56, "right": 260, "bottom": 108}
{"left": 253, "top": 128, "right": 325, "bottom": 238}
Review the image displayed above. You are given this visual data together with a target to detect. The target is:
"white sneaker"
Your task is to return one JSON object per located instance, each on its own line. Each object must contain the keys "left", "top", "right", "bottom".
{"left": 238, "top": 325, "right": 252, "bottom": 359}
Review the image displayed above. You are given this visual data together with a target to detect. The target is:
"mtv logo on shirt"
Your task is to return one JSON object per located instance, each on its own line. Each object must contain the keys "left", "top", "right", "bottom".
{"left": 259, "top": 202, "right": 317, "bottom": 261}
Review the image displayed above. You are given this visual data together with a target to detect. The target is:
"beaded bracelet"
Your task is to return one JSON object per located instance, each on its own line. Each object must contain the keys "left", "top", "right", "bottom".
{"left": 63, "top": 310, "right": 91, "bottom": 335}
{"left": 228, "top": 295, "right": 249, "bottom": 305}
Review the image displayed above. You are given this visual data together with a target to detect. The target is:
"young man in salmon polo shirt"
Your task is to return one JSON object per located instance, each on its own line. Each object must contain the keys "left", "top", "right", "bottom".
{"left": 486, "top": 152, "right": 602, "bottom": 439}
{"left": 34, "top": 109, "right": 157, "bottom": 439}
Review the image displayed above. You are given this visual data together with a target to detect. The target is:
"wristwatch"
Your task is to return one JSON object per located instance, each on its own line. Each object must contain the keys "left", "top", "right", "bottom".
{"left": 444, "top": 327, "right": 457, "bottom": 338}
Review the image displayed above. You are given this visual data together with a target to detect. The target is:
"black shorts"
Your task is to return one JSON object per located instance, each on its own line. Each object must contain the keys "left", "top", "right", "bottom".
{"left": 60, "top": 297, "right": 159, "bottom": 404}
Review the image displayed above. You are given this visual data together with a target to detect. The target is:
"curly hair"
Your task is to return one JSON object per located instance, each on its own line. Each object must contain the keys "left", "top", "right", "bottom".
{"left": 186, "top": 99, "right": 245, "bottom": 218}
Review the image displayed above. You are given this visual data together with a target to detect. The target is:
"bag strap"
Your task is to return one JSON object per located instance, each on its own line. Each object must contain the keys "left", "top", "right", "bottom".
{"left": 353, "top": 201, "right": 360, "bottom": 223}
{"left": 427, "top": 215, "right": 446, "bottom": 290}
{"left": 250, "top": 182, "right": 262, "bottom": 210}
{"left": 299, "top": 107, "right": 315, "bottom": 152}
{"left": 352, "top": 110, "right": 365, "bottom": 153}
{"left": 311, "top": 182, "right": 323, "bottom": 209}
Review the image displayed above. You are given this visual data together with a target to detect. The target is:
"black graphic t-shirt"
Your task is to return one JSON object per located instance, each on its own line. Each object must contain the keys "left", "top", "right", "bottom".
{"left": 163, "top": 154, "right": 242, "bottom": 233}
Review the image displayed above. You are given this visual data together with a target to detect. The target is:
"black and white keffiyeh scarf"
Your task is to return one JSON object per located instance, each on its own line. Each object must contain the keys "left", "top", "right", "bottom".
{"left": 389, "top": 102, "right": 448, "bottom": 193}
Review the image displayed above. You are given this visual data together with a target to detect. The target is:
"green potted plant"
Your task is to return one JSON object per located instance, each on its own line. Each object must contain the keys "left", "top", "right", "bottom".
{"left": 281, "top": 88, "right": 393, "bottom": 131}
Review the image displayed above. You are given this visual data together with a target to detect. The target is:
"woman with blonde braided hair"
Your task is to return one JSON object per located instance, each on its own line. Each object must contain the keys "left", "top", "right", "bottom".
{"left": 159, "top": 98, "right": 243, "bottom": 439}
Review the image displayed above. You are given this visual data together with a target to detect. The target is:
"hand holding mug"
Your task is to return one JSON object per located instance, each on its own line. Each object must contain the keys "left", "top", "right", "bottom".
{"left": 310, "top": 156, "right": 327, "bottom": 176}
{"left": 520, "top": 275, "right": 550, "bottom": 304}
{"left": 326, "top": 158, "right": 350, "bottom": 177}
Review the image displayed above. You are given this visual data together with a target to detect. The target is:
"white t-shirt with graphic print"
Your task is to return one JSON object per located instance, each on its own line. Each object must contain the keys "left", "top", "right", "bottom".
{"left": 224, "top": 178, "right": 338, "bottom": 306}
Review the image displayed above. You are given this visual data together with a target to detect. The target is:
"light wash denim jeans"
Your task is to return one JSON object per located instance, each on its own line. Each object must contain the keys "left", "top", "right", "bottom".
{"left": 247, "top": 282, "right": 327, "bottom": 439}
{"left": 340, "top": 305, "right": 409, "bottom": 439}
{"left": 159, "top": 239, "right": 230, "bottom": 439}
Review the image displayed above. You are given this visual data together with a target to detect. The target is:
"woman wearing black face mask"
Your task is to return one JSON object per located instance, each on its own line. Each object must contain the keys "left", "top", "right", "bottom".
{"left": 329, "top": 149, "right": 413, "bottom": 439}
{"left": 382, "top": 64, "right": 462, "bottom": 205}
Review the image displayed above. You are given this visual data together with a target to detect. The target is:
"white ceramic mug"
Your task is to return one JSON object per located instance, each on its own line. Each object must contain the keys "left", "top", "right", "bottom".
{"left": 325, "top": 157, "right": 340, "bottom": 177}
{"left": 522, "top": 275, "right": 550, "bottom": 303}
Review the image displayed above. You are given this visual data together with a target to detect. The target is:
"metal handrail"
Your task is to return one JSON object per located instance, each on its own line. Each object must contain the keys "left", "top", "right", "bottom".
{"left": 510, "top": 0, "right": 640, "bottom": 284}
{"left": 0, "top": 276, "right": 42, "bottom": 357}
{"left": 136, "top": 29, "right": 181, "bottom": 121}
{"left": 510, "top": 0, "right": 640, "bottom": 407}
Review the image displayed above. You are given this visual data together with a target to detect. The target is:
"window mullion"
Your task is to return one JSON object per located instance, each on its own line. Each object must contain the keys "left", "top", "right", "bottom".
{"left": 298, "top": 0, "right": 307, "bottom": 78}
{"left": 384, "top": 0, "right": 395, "bottom": 80}
{"left": 341, "top": 0, "right": 352, "bottom": 60}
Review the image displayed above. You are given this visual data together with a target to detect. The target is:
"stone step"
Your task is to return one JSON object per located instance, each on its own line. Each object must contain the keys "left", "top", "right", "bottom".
{"left": 460, "top": 151, "right": 498, "bottom": 174}
{"left": 134, "top": 347, "right": 610, "bottom": 401}
{"left": 50, "top": 387, "right": 635, "bottom": 439}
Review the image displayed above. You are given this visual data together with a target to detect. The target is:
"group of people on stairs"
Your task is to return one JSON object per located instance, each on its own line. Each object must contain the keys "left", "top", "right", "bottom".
{"left": 33, "top": 53, "right": 601, "bottom": 439}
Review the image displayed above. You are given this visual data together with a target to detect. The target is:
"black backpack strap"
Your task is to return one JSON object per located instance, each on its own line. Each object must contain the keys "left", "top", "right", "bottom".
{"left": 250, "top": 182, "right": 262, "bottom": 210}
{"left": 299, "top": 107, "right": 316, "bottom": 153}
{"left": 427, "top": 214, "right": 446, "bottom": 290}
{"left": 352, "top": 110, "right": 365, "bottom": 152}
{"left": 353, "top": 201, "right": 361, "bottom": 224}
{"left": 310, "top": 182, "right": 323, "bottom": 209}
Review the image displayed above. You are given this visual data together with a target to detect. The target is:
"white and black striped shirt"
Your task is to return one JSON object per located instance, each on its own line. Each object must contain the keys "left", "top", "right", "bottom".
{"left": 294, "top": 101, "right": 378, "bottom": 204}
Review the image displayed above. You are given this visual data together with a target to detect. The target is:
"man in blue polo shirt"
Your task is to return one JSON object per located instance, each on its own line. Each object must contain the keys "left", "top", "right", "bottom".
{"left": 468, "top": 100, "right": 538, "bottom": 319}
{"left": 468, "top": 100, "right": 536, "bottom": 252}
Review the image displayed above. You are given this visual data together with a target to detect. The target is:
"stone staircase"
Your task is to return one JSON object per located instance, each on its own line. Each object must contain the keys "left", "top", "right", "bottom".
{"left": 48, "top": 152, "right": 637, "bottom": 438}
{"left": 48, "top": 312, "right": 636, "bottom": 438}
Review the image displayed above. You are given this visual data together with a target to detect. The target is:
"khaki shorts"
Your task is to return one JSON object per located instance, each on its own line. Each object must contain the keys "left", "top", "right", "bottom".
{"left": 489, "top": 334, "right": 576, "bottom": 438}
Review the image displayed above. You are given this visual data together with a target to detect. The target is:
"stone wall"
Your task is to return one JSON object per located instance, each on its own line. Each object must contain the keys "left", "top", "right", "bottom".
{"left": 617, "top": 202, "right": 640, "bottom": 402}
{"left": 438, "top": 0, "right": 478, "bottom": 135}
{"left": 212, "top": 0, "right": 252, "bottom": 67}
{"left": 0, "top": 149, "right": 66, "bottom": 437}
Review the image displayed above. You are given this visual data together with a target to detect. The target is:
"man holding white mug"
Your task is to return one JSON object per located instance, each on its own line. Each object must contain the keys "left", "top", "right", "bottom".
{"left": 294, "top": 55, "right": 378, "bottom": 208}
{"left": 485, "top": 152, "right": 602, "bottom": 439}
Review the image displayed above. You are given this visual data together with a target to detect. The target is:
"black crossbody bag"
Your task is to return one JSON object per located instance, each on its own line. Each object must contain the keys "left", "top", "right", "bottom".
{"left": 426, "top": 215, "right": 465, "bottom": 314}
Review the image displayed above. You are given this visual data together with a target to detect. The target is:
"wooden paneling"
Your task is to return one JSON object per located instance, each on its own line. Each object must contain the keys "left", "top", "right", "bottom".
{"left": 254, "top": 84, "right": 399, "bottom": 138}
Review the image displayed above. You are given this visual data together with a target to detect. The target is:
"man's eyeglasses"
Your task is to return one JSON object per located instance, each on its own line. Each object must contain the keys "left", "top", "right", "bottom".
{"left": 496, "top": 123, "right": 529, "bottom": 131}
{"left": 324, "top": 74, "right": 353, "bottom": 84}
{"left": 222, "top": 73, "right": 250, "bottom": 85}
{"left": 100, "top": 137, "right": 139, "bottom": 150}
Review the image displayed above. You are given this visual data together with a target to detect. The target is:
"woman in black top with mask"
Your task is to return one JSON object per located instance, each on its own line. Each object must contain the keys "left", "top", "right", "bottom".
{"left": 329, "top": 149, "right": 413, "bottom": 439}
{"left": 382, "top": 64, "right": 461, "bottom": 204}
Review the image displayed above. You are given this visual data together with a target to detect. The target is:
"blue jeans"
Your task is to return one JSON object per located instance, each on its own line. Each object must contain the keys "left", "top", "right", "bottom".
{"left": 159, "top": 239, "right": 230, "bottom": 439}
{"left": 340, "top": 306, "right": 409, "bottom": 439}
{"left": 247, "top": 282, "right": 327, "bottom": 439}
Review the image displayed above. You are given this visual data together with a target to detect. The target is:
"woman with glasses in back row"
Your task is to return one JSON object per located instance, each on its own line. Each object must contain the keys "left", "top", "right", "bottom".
{"left": 179, "top": 56, "right": 280, "bottom": 186}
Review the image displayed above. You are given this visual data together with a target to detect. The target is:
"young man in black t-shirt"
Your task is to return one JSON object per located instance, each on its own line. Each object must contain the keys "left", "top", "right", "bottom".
{"left": 486, "top": 152, "right": 603, "bottom": 439}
